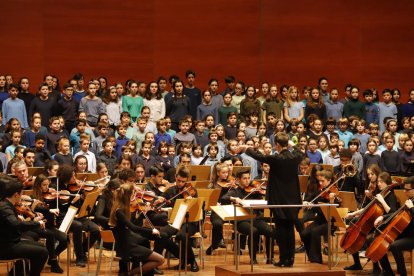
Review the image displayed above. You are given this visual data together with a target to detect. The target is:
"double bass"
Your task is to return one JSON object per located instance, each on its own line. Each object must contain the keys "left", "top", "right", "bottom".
{"left": 340, "top": 183, "right": 399, "bottom": 254}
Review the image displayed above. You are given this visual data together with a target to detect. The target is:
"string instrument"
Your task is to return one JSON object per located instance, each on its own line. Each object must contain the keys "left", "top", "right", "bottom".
{"left": 340, "top": 182, "right": 400, "bottom": 254}
{"left": 67, "top": 180, "right": 104, "bottom": 193}
{"left": 243, "top": 180, "right": 268, "bottom": 198}
{"left": 156, "top": 180, "right": 175, "bottom": 193}
{"left": 156, "top": 182, "right": 196, "bottom": 209}
{"left": 365, "top": 198, "right": 413, "bottom": 262}
{"left": 23, "top": 176, "right": 36, "bottom": 189}
{"left": 133, "top": 189, "right": 158, "bottom": 202}
{"left": 309, "top": 164, "right": 357, "bottom": 204}
{"left": 217, "top": 176, "right": 237, "bottom": 189}
{"left": 42, "top": 188, "right": 79, "bottom": 204}
{"left": 15, "top": 202, "right": 37, "bottom": 219}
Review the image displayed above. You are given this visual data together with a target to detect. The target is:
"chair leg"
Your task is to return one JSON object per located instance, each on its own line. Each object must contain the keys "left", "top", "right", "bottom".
{"left": 110, "top": 242, "right": 115, "bottom": 273}
{"left": 95, "top": 239, "right": 104, "bottom": 276}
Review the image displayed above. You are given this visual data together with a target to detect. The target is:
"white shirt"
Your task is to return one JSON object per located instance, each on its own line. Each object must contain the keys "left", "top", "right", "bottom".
{"left": 74, "top": 150, "right": 97, "bottom": 173}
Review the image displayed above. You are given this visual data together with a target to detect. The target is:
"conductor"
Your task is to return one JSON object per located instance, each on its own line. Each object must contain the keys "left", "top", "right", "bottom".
{"left": 239, "top": 132, "right": 304, "bottom": 267}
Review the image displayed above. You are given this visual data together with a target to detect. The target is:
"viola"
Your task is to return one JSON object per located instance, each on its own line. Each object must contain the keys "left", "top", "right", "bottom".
{"left": 340, "top": 182, "right": 400, "bottom": 254}
{"left": 365, "top": 198, "right": 413, "bottom": 262}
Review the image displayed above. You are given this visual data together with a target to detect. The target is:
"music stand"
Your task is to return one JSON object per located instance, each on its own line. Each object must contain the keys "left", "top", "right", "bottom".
{"left": 190, "top": 181, "right": 210, "bottom": 189}
{"left": 58, "top": 206, "right": 78, "bottom": 276}
{"left": 169, "top": 198, "right": 199, "bottom": 230}
{"left": 394, "top": 189, "right": 408, "bottom": 206}
{"left": 27, "top": 167, "right": 44, "bottom": 176}
{"left": 232, "top": 166, "right": 251, "bottom": 177}
{"left": 320, "top": 206, "right": 348, "bottom": 265}
{"left": 78, "top": 191, "right": 100, "bottom": 218}
{"left": 188, "top": 165, "right": 211, "bottom": 181}
{"left": 338, "top": 191, "right": 358, "bottom": 211}
{"left": 197, "top": 189, "right": 220, "bottom": 211}
{"left": 310, "top": 163, "right": 333, "bottom": 173}
{"left": 75, "top": 173, "right": 100, "bottom": 182}
{"left": 298, "top": 175, "right": 309, "bottom": 194}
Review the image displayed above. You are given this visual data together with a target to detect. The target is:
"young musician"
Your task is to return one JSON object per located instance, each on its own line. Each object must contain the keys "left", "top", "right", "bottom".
{"left": 207, "top": 162, "right": 235, "bottom": 255}
{"left": 30, "top": 174, "right": 68, "bottom": 273}
{"left": 55, "top": 165, "right": 100, "bottom": 267}
{"left": 161, "top": 165, "right": 200, "bottom": 272}
{"left": 222, "top": 169, "right": 274, "bottom": 264}
{"left": 371, "top": 176, "right": 414, "bottom": 276}
{"left": 301, "top": 170, "right": 340, "bottom": 264}
{"left": 344, "top": 171, "right": 397, "bottom": 274}
{"left": 0, "top": 175, "right": 48, "bottom": 276}
{"left": 240, "top": 132, "right": 304, "bottom": 267}
{"left": 109, "top": 183, "right": 164, "bottom": 276}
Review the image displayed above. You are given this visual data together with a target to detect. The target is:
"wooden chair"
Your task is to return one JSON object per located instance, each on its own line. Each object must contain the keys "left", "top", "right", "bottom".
{"left": 0, "top": 258, "right": 28, "bottom": 276}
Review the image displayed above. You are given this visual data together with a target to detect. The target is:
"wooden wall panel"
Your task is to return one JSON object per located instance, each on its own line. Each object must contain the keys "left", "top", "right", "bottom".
{"left": 1, "top": 0, "right": 414, "bottom": 101}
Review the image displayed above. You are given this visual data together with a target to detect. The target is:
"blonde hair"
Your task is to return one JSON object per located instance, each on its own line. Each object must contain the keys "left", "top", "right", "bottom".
{"left": 285, "top": 86, "right": 300, "bottom": 108}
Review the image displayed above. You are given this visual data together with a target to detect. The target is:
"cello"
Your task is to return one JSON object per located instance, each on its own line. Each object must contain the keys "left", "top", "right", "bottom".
{"left": 340, "top": 182, "right": 399, "bottom": 254}
{"left": 365, "top": 198, "right": 413, "bottom": 263}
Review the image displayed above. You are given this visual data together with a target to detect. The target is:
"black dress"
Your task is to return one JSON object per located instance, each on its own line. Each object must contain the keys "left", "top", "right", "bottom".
{"left": 112, "top": 208, "right": 153, "bottom": 261}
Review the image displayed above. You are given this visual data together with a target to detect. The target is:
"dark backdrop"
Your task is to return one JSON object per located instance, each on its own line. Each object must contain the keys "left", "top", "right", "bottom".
{"left": 2, "top": 0, "right": 414, "bottom": 100}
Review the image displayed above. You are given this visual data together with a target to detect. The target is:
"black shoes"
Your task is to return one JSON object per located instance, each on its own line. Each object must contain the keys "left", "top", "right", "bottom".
{"left": 190, "top": 261, "right": 199, "bottom": 272}
{"left": 154, "top": 268, "right": 164, "bottom": 274}
{"left": 206, "top": 246, "right": 214, "bottom": 255}
{"left": 274, "top": 258, "right": 294, "bottom": 267}
{"left": 49, "top": 259, "right": 64, "bottom": 273}
{"left": 251, "top": 259, "right": 258, "bottom": 265}
{"left": 266, "top": 258, "right": 275, "bottom": 264}
{"left": 76, "top": 258, "right": 86, "bottom": 267}
{"left": 323, "top": 247, "right": 329, "bottom": 255}
{"left": 344, "top": 264, "right": 363, "bottom": 271}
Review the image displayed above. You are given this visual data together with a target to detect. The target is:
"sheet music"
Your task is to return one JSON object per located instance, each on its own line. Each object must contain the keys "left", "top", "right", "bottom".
{"left": 171, "top": 203, "right": 188, "bottom": 230}
{"left": 239, "top": 199, "right": 268, "bottom": 207}
{"left": 58, "top": 206, "right": 78, "bottom": 233}
{"left": 222, "top": 205, "right": 246, "bottom": 216}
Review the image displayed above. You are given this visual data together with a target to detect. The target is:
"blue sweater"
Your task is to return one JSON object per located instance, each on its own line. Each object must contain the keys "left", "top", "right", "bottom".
{"left": 2, "top": 98, "right": 28, "bottom": 128}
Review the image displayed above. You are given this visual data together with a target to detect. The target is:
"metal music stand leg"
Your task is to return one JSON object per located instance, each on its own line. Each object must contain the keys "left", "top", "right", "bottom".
{"left": 250, "top": 207, "right": 254, "bottom": 272}
{"left": 327, "top": 207, "right": 332, "bottom": 270}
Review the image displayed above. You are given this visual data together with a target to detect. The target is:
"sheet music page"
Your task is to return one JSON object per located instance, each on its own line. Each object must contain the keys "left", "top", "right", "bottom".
{"left": 171, "top": 203, "right": 188, "bottom": 230}
{"left": 58, "top": 206, "right": 78, "bottom": 233}
{"left": 221, "top": 205, "right": 246, "bottom": 216}
{"left": 240, "top": 199, "right": 268, "bottom": 207}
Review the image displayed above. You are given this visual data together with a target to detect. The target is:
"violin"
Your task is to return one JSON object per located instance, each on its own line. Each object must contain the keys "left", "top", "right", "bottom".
{"left": 217, "top": 176, "right": 237, "bottom": 189}
{"left": 133, "top": 188, "right": 158, "bottom": 202}
{"left": 42, "top": 188, "right": 78, "bottom": 204}
{"left": 15, "top": 202, "right": 37, "bottom": 219}
{"left": 67, "top": 180, "right": 104, "bottom": 193}
{"left": 156, "top": 180, "right": 175, "bottom": 193}
{"left": 243, "top": 180, "right": 267, "bottom": 196}
{"left": 318, "top": 183, "right": 342, "bottom": 202}
{"left": 181, "top": 183, "right": 196, "bottom": 199}
{"left": 23, "top": 176, "right": 36, "bottom": 189}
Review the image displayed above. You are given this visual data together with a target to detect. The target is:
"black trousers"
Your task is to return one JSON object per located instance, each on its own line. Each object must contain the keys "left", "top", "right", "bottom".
{"left": 147, "top": 211, "right": 169, "bottom": 227}
{"left": 380, "top": 233, "right": 414, "bottom": 275}
{"left": 70, "top": 218, "right": 100, "bottom": 259}
{"left": 236, "top": 219, "right": 273, "bottom": 260}
{"left": 210, "top": 211, "right": 224, "bottom": 249}
{"left": 301, "top": 221, "right": 326, "bottom": 263}
{"left": 174, "top": 223, "right": 198, "bottom": 263}
{"left": 24, "top": 227, "right": 67, "bottom": 259}
{"left": 274, "top": 217, "right": 296, "bottom": 262}
{"left": 0, "top": 240, "right": 48, "bottom": 276}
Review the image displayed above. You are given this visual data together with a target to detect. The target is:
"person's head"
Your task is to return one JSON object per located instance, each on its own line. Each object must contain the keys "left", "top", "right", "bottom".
{"left": 38, "top": 82, "right": 49, "bottom": 98}
{"left": 232, "top": 156, "right": 243, "bottom": 167}
{"left": 307, "top": 138, "right": 318, "bottom": 152}
{"left": 141, "top": 141, "right": 152, "bottom": 156}
{"left": 338, "top": 118, "right": 349, "bottom": 131}
{"left": 386, "top": 119, "right": 398, "bottom": 133}
{"left": 33, "top": 174, "right": 51, "bottom": 198}
{"left": 367, "top": 138, "right": 378, "bottom": 154}
{"left": 168, "top": 145, "right": 176, "bottom": 156}
{"left": 367, "top": 164, "right": 381, "bottom": 183}
{"left": 348, "top": 138, "right": 360, "bottom": 153}
{"left": 157, "top": 141, "right": 169, "bottom": 155}
{"left": 173, "top": 80, "right": 184, "bottom": 95}
{"left": 227, "top": 112, "right": 237, "bottom": 127}
{"left": 102, "top": 140, "right": 114, "bottom": 155}
{"left": 403, "top": 177, "right": 414, "bottom": 199}
{"left": 179, "top": 153, "right": 191, "bottom": 166}
{"left": 208, "top": 78, "right": 219, "bottom": 94}
{"left": 369, "top": 123, "right": 379, "bottom": 136}
{"left": 329, "top": 88, "right": 339, "bottom": 102}
{"left": 97, "top": 162, "right": 108, "bottom": 179}
{"left": 56, "top": 137, "right": 70, "bottom": 154}
{"left": 204, "top": 115, "right": 215, "bottom": 128}
{"left": 10, "top": 129, "right": 21, "bottom": 145}
{"left": 299, "top": 157, "right": 310, "bottom": 174}
{"left": 377, "top": 172, "right": 392, "bottom": 191}
{"left": 274, "top": 132, "right": 289, "bottom": 150}
{"left": 309, "top": 87, "right": 321, "bottom": 102}
{"left": 117, "top": 124, "right": 127, "bottom": 137}
{"left": 202, "top": 90, "right": 212, "bottom": 103}
{"left": 175, "top": 165, "right": 191, "bottom": 189}
{"left": 7, "top": 118, "right": 21, "bottom": 132}
{"left": 318, "top": 170, "right": 333, "bottom": 188}
{"left": 0, "top": 176, "right": 23, "bottom": 203}
{"left": 14, "top": 146, "right": 25, "bottom": 160}
{"left": 362, "top": 89, "right": 373, "bottom": 104}
{"left": 238, "top": 121, "right": 247, "bottom": 132}
{"left": 212, "top": 162, "right": 230, "bottom": 183}
{"left": 156, "top": 118, "right": 167, "bottom": 133}
{"left": 23, "top": 148, "right": 35, "bottom": 167}
{"left": 179, "top": 119, "right": 189, "bottom": 134}
{"left": 74, "top": 155, "right": 88, "bottom": 173}
{"left": 192, "top": 144, "right": 203, "bottom": 158}
{"left": 118, "top": 154, "right": 132, "bottom": 170}
{"left": 339, "top": 149, "right": 353, "bottom": 166}
{"left": 80, "top": 137, "right": 90, "bottom": 152}
{"left": 46, "top": 160, "right": 59, "bottom": 177}
{"left": 12, "top": 160, "right": 28, "bottom": 182}
{"left": 225, "top": 76, "right": 235, "bottom": 90}
{"left": 208, "top": 129, "right": 219, "bottom": 143}
{"left": 34, "top": 134, "right": 46, "bottom": 151}
{"left": 287, "top": 86, "right": 299, "bottom": 102}
{"left": 382, "top": 89, "right": 392, "bottom": 103}
{"left": 298, "top": 134, "right": 308, "bottom": 150}
{"left": 403, "top": 139, "right": 413, "bottom": 153}
{"left": 236, "top": 169, "right": 251, "bottom": 188}
{"left": 275, "top": 119, "right": 285, "bottom": 133}
{"left": 86, "top": 81, "right": 97, "bottom": 97}
{"left": 234, "top": 81, "right": 245, "bottom": 96}
{"left": 134, "top": 164, "right": 145, "bottom": 181}
{"left": 8, "top": 84, "right": 19, "bottom": 99}
{"left": 207, "top": 144, "right": 218, "bottom": 158}
{"left": 194, "top": 120, "right": 205, "bottom": 133}
{"left": 350, "top": 86, "right": 359, "bottom": 100}
{"left": 328, "top": 142, "right": 339, "bottom": 156}
{"left": 318, "top": 77, "right": 328, "bottom": 92}
{"left": 149, "top": 165, "right": 164, "bottom": 185}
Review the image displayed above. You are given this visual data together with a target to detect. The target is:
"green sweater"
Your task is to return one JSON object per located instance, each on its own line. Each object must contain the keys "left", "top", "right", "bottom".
{"left": 218, "top": 105, "right": 238, "bottom": 125}
{"left": 343, "top": 99, "right": 366, "bottom": 119}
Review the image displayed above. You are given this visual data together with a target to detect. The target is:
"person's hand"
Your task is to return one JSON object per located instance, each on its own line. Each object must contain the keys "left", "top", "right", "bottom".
{"left": 152, "top": 228, "right": 160, "bottom": 237}
{"left": 287, "top": 140, "right": 295, "bottom": 148}
{"left": 237, "top": 144, "right": 251, "bottom": 153}
{"left": 374, "top": 216, "right": 383, "bottom": 227}
{"left": 405, "top": 199, "right": 414, "bottom": 209}
{"left": 49, "top": 208, "right": 60, "bottom": 216}
{"left": 345, "top": 212, "right": 355, "bottom": 219}
{"left": 230, "top": 197, "right": 242, "bottom": 204}
{"left": 38, "top": 220, "right": 46, "bottom": 230}
{"left": 375, "top": 194, "right": 385, "bottom": 204}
